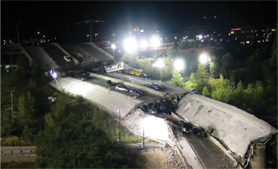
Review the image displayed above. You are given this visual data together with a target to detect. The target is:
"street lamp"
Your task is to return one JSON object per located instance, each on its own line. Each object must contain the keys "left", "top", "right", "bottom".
{"left": 153, "top": 60, "right": 165, "bottom": 81}
{"left": 117, "top": 109, "right": 122, "bottom": 142}
{"left": 124, "top": 37, "right": 137, "bottom": 53}
{"left": 199, "top": 53, "right": 209, "bottom": 65}
{"left": 16, "top": 22, "right": 22, "bottom": 43}
{"left": 111, "top": 43, "right": 116, "bottom": 56}
{"left": 173, "top": 59, "right": 185, "bottom": 71}
{"left": 151, "top": 36, "right": 160, "bottom": 58}
{"left": 140, "top": 40, "right": 148, "bottom": 49}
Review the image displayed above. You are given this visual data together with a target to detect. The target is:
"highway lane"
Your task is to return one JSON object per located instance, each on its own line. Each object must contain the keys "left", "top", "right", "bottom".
{"left": 106, "top": 73, "right": 187, "bottom": 96}
{"left": 23, "top": 45, "right": 59, "bottom": 70}
{"left": 171, "top": 122, "right": 236, "bottom": 169}
{"left": 43, "top": 44, "right": 76, "bottom": 68}
{"left": 52, "top": 77, "right": 142, "bottom": 118}
{"left": 72, "top": 76, "right": 162, "bottom": 102}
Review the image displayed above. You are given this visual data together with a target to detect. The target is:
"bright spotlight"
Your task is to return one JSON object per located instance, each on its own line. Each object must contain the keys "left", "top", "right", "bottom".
{"left": 140, "top": 40, "right": 148, "bottom": 49}
{"left": 199, "top": 53, "right": 209, "bottom": 64}
{"left": 174, "top": 59, "right": 185, "bottom": 71}
{"left": 111, "top": 43, "right": 116, "bottom": 49}
{"left": 140, "top": 116, "right": 170, "bottom": 141}
{"left": 151, "top": 36, "right": 160, "bottom": 48}
{"left": 156, "top": 60, "right": 165, "bottom": 68}
{"left": 199, "top": 35, "right": 203, "bottom": 39}
{"left": 124, "top": 38, "right": 137, "bottom": 53}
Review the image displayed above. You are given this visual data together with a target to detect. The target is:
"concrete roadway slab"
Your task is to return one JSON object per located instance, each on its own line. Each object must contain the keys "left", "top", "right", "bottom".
{"left": 176, "top": 94, "right": 276, "bottom": 158}
{"left": 78, "top": 76, "right": 161, "bottom": 102}
{"left": 52, "top": 77, "right": 141, "bottom": 118}
{"left": 23, "top": 45, "right": 59, "bottom": 70}
{"left": 106, "top": 73, "right": 187, "bottom": 96}
{"left": 123, "top": 111, "right": 174, "bottom": 143}
{"left": 43, "top": 44, "right": 76, "bottom": 68}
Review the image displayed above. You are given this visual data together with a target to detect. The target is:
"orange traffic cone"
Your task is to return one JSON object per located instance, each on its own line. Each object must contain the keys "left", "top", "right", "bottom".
{"left": 134, "top": 95, "right": 137, "bottom": 100}
{"left": 108, "top": 87, "right": 111, "bottom": 91}
{"left": 81, "top": 78, "right": 83, "bottom": 81}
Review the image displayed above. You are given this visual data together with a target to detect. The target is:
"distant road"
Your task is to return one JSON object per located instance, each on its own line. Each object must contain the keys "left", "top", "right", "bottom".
{"left": 43, "top": 44, "right": 76, "bottom": 68}
{"left": 1, "top": 146, "right": 36, "bottom": 154}
{"left": 23, "top": 45, "right": 59, "bottom": 70}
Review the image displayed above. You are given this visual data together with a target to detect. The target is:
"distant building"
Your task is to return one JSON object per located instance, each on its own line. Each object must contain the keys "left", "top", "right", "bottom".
{"left": 229, "top": 25, "right": 276, "bottom": 46}
{"left": 71, "top": 19, "right": 110, "bottom": 48}
{"left": 180, "top": 22, "right": 276, "bottom": 49}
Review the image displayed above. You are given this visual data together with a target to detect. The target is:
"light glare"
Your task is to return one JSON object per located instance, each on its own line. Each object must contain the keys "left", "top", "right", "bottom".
{"left": 124, "top": 38, "right": 137, "bottom": 53}
{"left": 140, "top": 40, "right": 148, "bottom": 49}
{"left": 140, "top": 116, "right": 170, "bottom": 141}
{"left": 111, "top": 44, "right": 116, "bottom": 49}
{"left": 151, "top": 36, "right": 160, "bottom": 48}
{"left": 174, "top": 59, "right": 185, "bottom": 71}
{"left": 199, "top": 53, "right": 209, "bottom": 64}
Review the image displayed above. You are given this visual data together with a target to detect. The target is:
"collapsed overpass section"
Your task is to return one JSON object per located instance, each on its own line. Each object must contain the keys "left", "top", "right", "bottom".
{"left": 176, "top": 94, "right": 277, "bottom": 168}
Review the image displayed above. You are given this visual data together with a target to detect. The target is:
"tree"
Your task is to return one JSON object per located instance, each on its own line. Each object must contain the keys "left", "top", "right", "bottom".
{"left": 166, "top": 45, "right": 176, "bottom": 58}
{"left": 202, "top": 86, "right": 210, "bottom": 97}
{"left": 35, "top": 115, "right": 129, "bottom": 168}
{"left": 220, "top": 53, "right": 234, "bottom": 78}
{"left": 122, "top": 52, "right": 140, "bottom": 68}
{"left": 227, "top": 81, "right": 245, "bottom": 108}
{"left": 17, "top": 92, "right": 40, "bottom": 141}
{"left": 184, "top": 81, "right": 198, "bottom": 90}
{"left": 171, "top": 70, "right": 184, "bottom": 87}
{"left": 194, "top": 65, "right": 209, "bottom": 80}
{"left": 1, "top": 109, "right": 17, "bottom": 137}
{"left": 209, "top": 55, "right": 220, "bottom": 78}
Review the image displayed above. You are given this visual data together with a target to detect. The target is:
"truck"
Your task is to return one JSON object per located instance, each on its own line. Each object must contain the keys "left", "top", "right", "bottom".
{"left": 103, "top": 61, "right": 143, "bottom": 77}
{"left": 103, "top": 61, "right": 129, "bottom": 73}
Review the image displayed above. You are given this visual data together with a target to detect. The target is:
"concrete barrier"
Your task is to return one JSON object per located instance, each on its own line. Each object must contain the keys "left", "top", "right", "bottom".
{"left": 89, "top": 72, "right": 165, "bottom": 97}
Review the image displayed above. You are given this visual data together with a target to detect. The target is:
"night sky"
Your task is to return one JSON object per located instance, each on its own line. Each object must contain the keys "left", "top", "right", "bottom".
{"left": 1, "top": 1, "right": 277, "bottom": 40}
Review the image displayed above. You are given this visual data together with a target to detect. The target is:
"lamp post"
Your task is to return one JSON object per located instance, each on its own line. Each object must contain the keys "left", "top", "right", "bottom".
{"left": 117, "top": 109, "right": 122, "bottom": 142}
{"left": 152, "top": 63, "right": 157, "bottom": 79}
{"left": 173, "top": 59, "right": 185, "bottom": 72}
{"left": 124, "top": 38, "right": 137, "bottom": 53}
{"left": 111, "top": 44, "right": 116, "bottom": 56}
{"left": 151, "top": 36, "right": 160, "bottom": 58}
{"left": 153, "top": 60, "right": 165, "bottom": 81}
{"left": 140, "top": 40, "right": 148, "bottom": 57}
{"left": 16, "top": 22, "right": 22, "bottom": 43}
{"left": 11, "top": 90, "right": 15, "bottom": 123}
{"left": 199, "top": 53, "right": 209, "bottom": 65}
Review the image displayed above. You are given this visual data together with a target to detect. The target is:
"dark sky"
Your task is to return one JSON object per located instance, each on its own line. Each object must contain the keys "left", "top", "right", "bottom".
{"left": 1, "top": 1, "right": 277, "bottom": 39}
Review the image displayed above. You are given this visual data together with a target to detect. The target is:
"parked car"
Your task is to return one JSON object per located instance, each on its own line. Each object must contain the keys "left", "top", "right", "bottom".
{"left": 187, "top": 88, "right": 197, "bottom": 94}
{"left": 148, "top": 83, "right": 160, "bottom": 90}
{"left": 148, "top": 74, "right": 156, "bottom": 79}
{"left": 79, "top": 71, "right": 89, "bottom": 80}
{"left": 115, "top": 85, "right": 129, "bottom": 92}
{"left": 63, "top": 55, "right": 72, "bottom": 62}
{"left": 159, "top": 103, "right": 172, "bottom": 115}
{"left": 192, "top": 126, "right": 206, "bottom": 137}
{"left": 136, "top": 105, "right": 148, "bottom": 113}
{"left": 136, "top": 90, "right": 144, "bottom": 96}
{"left": 179, "top": 120, "right": 192, "bottom": 134}
{"left": 129, "top": 89, "right": 143, "bottom": 97}
{"left": 107, "top": 80, "right": 113, "bottom": 86}
{"left": 148, "top": 104, "right": 159, "bottom": 114}
{"left": 79, "top": 71, "right": 89, "bottom": 77}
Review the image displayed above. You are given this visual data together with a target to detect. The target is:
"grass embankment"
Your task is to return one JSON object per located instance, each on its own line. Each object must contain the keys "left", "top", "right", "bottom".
{"left": 1, "top": 161, "right": 36, "bottom": 168}
{"left": 1, "top": 136, "right": 33, "bottom": 146}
